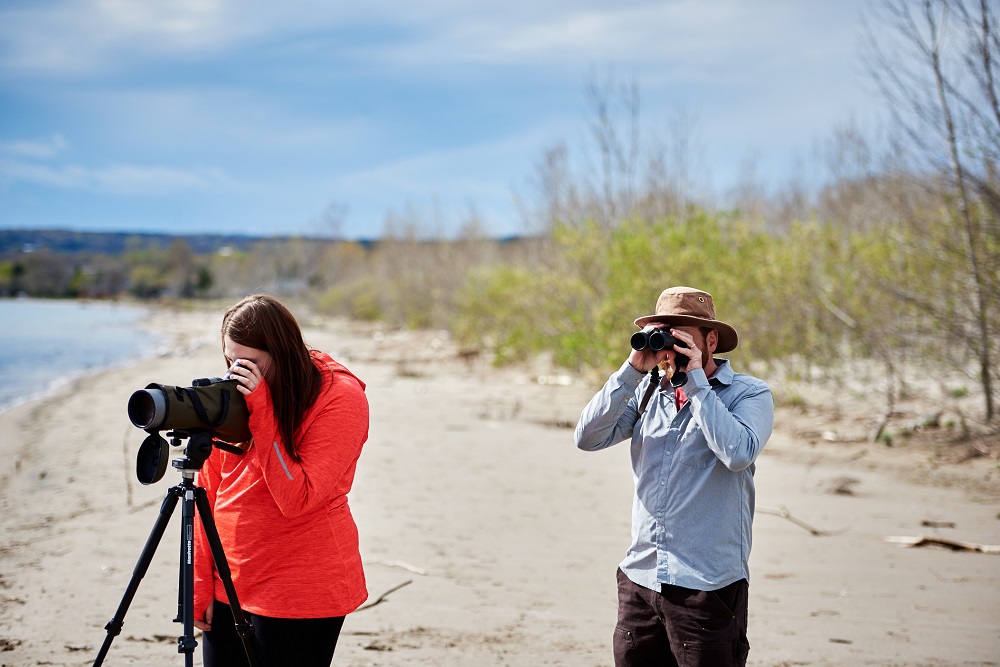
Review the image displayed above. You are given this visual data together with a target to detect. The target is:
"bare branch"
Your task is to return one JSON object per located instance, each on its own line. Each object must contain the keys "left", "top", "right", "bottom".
{"left": 758, "top": 506, "right": 849, "bottom": 537}
{"left": 355, "top": 580, "right": 414, "bottom": 612}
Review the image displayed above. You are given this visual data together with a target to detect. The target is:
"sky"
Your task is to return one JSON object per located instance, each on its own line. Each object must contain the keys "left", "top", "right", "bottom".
{"left": 0, "top": 0, "right": 884, "bottom": 240}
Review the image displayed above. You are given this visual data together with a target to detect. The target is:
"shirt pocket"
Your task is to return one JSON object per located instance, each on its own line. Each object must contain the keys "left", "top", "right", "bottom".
{"left": 676, "top": 433, "right": 717, "bottom": 470}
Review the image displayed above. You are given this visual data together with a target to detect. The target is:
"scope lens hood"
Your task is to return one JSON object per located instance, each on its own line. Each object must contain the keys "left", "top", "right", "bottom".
{"left": 128, "top": 386, "right": 168, "bottom": 430}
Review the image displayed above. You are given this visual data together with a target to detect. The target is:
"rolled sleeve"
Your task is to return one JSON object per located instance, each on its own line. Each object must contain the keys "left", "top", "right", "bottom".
{"left": 684, "top": 368, "right": 773, "bottom": 471}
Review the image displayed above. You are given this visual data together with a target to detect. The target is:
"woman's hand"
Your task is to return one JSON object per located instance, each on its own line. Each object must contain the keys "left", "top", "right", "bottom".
{"left": 194, "top": 603, "right": 213, "bottom": 632}
{"left": 227, "top": 358, "right": 265, "bottom": 396}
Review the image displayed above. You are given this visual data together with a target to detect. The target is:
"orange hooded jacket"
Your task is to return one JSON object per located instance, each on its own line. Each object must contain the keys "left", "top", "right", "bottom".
{"left": 194, "top": 350, "right": 369, "bottom": 620}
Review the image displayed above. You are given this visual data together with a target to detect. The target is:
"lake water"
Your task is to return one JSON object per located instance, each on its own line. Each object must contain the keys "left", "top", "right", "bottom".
{"left": 0, "top": 299, "right": 163, "bottom": 411}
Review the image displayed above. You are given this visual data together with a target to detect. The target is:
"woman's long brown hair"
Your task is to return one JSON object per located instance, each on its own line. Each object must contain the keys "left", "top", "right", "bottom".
{"left": 222, "top": 295, "right": 321, "bottom": 462}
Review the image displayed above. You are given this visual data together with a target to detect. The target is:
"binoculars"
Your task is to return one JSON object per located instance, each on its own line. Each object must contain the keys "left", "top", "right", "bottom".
{"left": 630, "top": 328, "right": 682, "bottom": 353}
{"left": 631, "top": 327, "right": 690, "bottom": 384}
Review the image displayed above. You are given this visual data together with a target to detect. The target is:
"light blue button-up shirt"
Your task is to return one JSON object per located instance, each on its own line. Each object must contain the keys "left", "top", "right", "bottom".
{"left": 575, "top": 359, "right": 774, "bottom": 592}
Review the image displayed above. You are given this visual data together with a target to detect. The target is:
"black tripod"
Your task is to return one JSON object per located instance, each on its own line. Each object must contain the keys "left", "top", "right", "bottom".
{"left": 93, "top": 430, "right": 260, "bottom": 666}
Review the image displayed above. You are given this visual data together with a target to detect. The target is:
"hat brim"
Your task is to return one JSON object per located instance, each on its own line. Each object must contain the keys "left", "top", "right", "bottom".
{"left": 633, "top": 314, "right": 739, "bottom": 354}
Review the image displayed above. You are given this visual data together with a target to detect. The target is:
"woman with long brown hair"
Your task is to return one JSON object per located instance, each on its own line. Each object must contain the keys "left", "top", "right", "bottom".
{"left": 193, "top": 294, "right": 369, "bottom": 666}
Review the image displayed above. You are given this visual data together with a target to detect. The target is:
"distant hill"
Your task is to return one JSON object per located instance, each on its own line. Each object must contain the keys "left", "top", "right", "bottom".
{"left": 0, "top": 229, "right": 296, "bottom": 256}
{"left": 0, "top": 227, "right": 533, "bottom": 302}
{"left": 0, "top": 229, "right": 525, "bottom": 257}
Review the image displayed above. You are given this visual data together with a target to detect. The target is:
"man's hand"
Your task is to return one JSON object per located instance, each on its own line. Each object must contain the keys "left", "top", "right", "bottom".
{"left": 669, "top": 328, "right": 703, "bottom": 372}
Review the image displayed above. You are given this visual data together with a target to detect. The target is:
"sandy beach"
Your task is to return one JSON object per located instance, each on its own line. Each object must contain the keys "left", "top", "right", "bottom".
{"left": 1, "top": 305, "right": 998, "bottom": 666}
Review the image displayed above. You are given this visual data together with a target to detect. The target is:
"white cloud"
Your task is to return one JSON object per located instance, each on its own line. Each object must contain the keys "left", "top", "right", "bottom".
{"left": 346, "top": 0, "right": 804, "bottom": 79}
{"left": 0, "top": 0, "right": 852, "bottom": 80}
{"left": 0, "top": 156, "right": 233, "bottom": 195}
{"left": 339, "top": 126, "right": 546, "bottom": 195}
{"left": 61, "top": 86, "right": 382, "bottom": 158}
{"left": 462, "top": 3, "right": 740, "bottom": 63}
{"left": 0, "top": 0, "right": 261, "bottom": 75}
{"left": 0, "top": 135, "right": 69, "bottom": 159}
{"left": 97, "top": 0, "right": 225, "bottom": 38}
{"left": 0, "top": 0, "right": 878, "bottom": 237}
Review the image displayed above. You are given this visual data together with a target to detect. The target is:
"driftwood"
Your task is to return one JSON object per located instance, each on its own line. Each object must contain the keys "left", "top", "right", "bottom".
{"left": 870, "top": 411, "right": 891, "bottom": 443}
{"left": 885, "top": 535, "right": 1000, "bottom": 554}
{"left": 356, "top": 579, "right": 414, "bottom": 612}
{"left": 365, "top": 559, "right": 429, "bottom": 575}
{"left": 354, "top": 558, "right": 428, "bottom": 612}
{"left": 871, "top": 410, "right": 944, "bottom": 444}
{"left": 757, "top": 505, "right": 848, "bottom": 536}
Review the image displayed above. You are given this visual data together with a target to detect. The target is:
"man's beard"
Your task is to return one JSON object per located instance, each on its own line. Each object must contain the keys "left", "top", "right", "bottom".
{"left": 657, "top": 348, "right": 710, "bottom": 377}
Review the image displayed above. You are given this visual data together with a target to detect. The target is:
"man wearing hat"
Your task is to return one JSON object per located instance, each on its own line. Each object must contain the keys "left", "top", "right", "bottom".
{"left": 575, "top": 286, "right": 774, "bottom": 667}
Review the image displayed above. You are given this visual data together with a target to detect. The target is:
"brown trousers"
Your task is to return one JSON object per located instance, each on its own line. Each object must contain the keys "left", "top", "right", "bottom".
{"left": 614, "top": 568, "right": 750, "bottom": 667}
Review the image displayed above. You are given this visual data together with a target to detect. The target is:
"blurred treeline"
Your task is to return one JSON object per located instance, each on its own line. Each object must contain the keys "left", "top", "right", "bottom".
{"left": 1, "top": 0, "right": 997, "bottom": 422}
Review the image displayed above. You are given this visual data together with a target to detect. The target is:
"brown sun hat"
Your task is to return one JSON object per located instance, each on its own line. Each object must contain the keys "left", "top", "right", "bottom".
{"left": 634, "top": 286, "right": 739, "bottom": 353}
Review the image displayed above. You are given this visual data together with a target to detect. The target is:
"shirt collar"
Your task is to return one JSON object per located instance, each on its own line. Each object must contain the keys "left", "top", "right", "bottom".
{"left": 709, "top": 358, "right": 734, "bottom": 386}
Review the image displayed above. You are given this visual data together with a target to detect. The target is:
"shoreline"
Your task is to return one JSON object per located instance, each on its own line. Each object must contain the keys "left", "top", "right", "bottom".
{"left": 1, "top": 309, "right": 998, "bottom": 665}
{"left": 0, "top": 299, "right": 174, "bottom": 415}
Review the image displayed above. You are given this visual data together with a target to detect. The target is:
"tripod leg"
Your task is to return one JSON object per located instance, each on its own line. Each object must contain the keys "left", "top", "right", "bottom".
{"left": 178, "top": 484, "right": 198, "bottom": 666}
{"left": 92, "top": 486, "right": 181, "bottom": 667}
{"left": 175, "top": 526, "right": 185, "bottom": 623}
{"left": 195, "top": 487, "right": 261, "bottom": 667}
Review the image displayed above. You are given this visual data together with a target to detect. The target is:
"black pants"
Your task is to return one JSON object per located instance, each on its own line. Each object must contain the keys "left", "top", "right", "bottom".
{"left": 203, "top": 599, "right": 346, "bottom": 667}
{"left": 613, "top": 569, "right": 750, "bottom": 667}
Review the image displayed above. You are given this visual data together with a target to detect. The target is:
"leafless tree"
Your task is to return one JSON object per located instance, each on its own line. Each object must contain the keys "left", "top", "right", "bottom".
{"left": 642, "top": 107, "right": 705, "bottom": 223}
{"left": 519, "top": 72, "right": 711, "bottom": 238}
{"left": 862, "top": 0, "right": 999, "bottom": 421}
{"left": 585, "top": 70, "right": 641, "bottom": 229}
